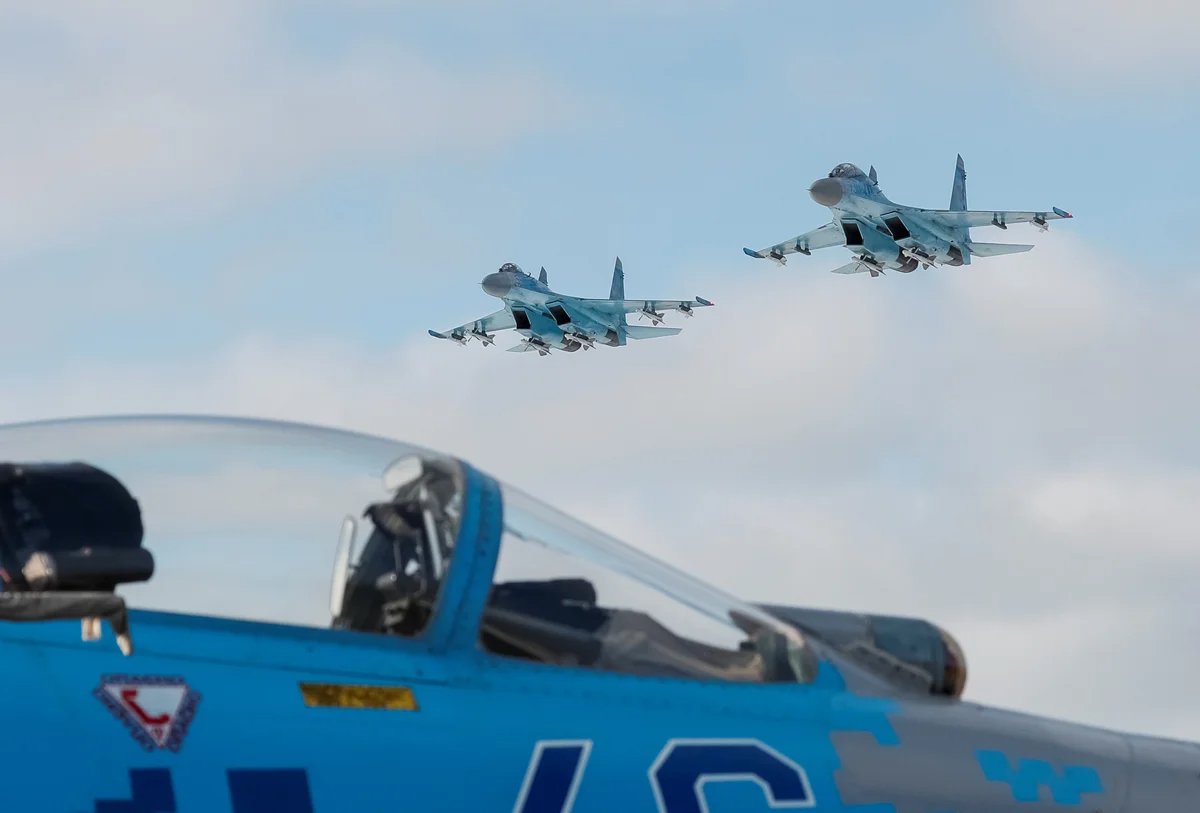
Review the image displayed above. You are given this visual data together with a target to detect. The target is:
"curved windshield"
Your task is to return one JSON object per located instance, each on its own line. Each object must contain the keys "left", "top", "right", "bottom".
{"left": 0, "top": 416, "right": 817, "bottom": 683}
{"left": 0, "top": 417, "right": 463, "bottom": 637}
{"left": 829, "top": 163, "right": 865, "bottom": 179}
{"left": 480, "top": 485, "right": 816, "bottom": 684}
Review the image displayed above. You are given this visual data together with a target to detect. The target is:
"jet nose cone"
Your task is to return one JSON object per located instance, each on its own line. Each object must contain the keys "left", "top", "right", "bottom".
{"left": 481, "top": 272, "right": 512, "bottom": 298}
{"left": 809, "top": 177, "right": 843, "bottom": 207}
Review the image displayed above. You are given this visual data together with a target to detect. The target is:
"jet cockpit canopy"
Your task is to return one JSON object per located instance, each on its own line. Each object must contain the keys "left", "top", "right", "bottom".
{"left": 499, "top": 262, "right": 525, "bottom": 275}
{"left": 828, "top": 163, "right": 867, "bottom": 179}
{"left": 0, "top": 416, "right": 815, "bottom": 684}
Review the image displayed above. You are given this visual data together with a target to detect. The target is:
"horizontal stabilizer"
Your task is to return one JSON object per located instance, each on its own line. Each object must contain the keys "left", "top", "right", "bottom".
{"left": 624, "top": 325, "right": 682, "bottom": 340}
{"left": 967, "top": 241, "right": 1034, "bottom": 257}
{"left": 506, "top": 343, "right": 539, "bottom": 353}
{"left": 428, "top": 330, "right": 449, "bottom": 339}
{"left": 828, "top": 260, "right": 871, "bottom": 275}
{"left": 743, "top": 247, "right": 765, "bottom": 258}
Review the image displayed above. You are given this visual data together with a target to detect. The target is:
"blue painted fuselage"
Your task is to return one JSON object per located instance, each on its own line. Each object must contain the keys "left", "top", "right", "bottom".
{"left": 0, "top": 422, "right": 1191, "bottom": 812}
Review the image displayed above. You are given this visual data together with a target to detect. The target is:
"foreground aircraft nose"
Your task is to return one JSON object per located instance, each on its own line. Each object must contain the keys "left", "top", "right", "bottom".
{"left": 481, "top": 273, "right": 512, "bottom": 297}
{"left": 809, "top": 178, "right": 843, "bottom": 207}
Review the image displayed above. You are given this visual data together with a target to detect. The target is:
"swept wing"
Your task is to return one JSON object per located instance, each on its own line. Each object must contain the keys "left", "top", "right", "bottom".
{"left": 743, "top": 221, "right": 844, "bottom": 264}
{"left": 428, "top": 308, "right": 515, "bottom": 345}
{"left": 569, "top": 296, "right": 714, "bottom": 318}
{"left": 910, "top": 206, "right": 1072, "bottom": 230}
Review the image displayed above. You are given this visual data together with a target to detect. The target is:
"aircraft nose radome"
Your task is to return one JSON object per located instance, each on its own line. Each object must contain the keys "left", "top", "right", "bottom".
{"left": 809, "top": 178, "right": 843, "bottom": 207}
{"left": 481, "top": 273, "right": 512, "bottom": 297}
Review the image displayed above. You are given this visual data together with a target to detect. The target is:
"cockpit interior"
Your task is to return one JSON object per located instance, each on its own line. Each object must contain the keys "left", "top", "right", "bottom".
{"left": 828, "top": 163, "right": 867, "bottom": 179}
{"left": 0, "top": 418, "right": 816, "bottom": 686}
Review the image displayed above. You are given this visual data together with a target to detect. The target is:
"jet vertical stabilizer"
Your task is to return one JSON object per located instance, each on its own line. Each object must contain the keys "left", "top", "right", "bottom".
{"left": 609, "top": 257, "right": 625, "bottom": 300}
{"left": 949, "top": 154, "right": 971, "bottom": 263}
{"left": 950, "top": 154, "right": 967, "bottom": 212}
{"left": 610, "top": 257, "right": 627, "bottom": 345}
{"left": 538, "top": 267, "right": 548, "bottom": 285}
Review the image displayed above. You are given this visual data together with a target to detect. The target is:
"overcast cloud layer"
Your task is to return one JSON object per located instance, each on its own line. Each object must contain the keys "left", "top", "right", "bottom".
{"left": 1, "top": 2, "right": 1198, "bottom": 741}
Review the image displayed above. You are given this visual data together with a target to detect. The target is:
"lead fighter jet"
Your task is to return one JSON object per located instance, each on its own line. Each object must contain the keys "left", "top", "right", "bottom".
{"left": 429, "top": 258, "right": 712, "bottom": 355}
{"left": 744, "top": 155, "right": 1072, "bottom": 277}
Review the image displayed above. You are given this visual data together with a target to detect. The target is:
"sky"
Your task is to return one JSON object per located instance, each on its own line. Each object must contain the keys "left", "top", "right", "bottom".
{"left": 1, "top": 1, "right": 1199, "bottom": 739}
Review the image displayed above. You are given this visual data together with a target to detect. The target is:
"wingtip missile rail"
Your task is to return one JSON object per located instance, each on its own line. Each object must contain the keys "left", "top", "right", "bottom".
{"left": 429, "top": 328, "right": 495, "bottom": 347}
{"left": 428, "top": 329, "right": 469, "bottom": 347}
{"left": 743, "top": 247, "right": 787, "bottom": 266}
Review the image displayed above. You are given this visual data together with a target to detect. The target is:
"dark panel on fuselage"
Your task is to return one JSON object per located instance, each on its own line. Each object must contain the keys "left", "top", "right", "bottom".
{"left": 512, "top": 310, "right": 532, "bottom": 330}
{"left": 841, "top": 221, "right": 864, "bottom": 247}
{"left": 882, "top": 214, "right": 910, "bottom": 240}
{"left": 547, "top": 304, "right": 572, "bottom": 326}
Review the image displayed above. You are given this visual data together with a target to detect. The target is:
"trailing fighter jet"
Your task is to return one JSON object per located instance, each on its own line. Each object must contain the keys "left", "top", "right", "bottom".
{"left": 429, "top": 259, "right": 712, "bottom": 355}
{"left": 0, "top": 414, "right": 1195, "bottom": 811}
{"left": 744, "top": 155, "right": 1073, "bottom": 277}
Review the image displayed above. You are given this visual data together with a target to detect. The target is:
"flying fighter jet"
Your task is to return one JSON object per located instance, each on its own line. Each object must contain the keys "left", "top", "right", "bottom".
{"left": 744, "top": 155, "right": 1073, "bottom": 277}
{"left": 0, "top": 414, "right": 1196, "bottom": 811}
{"left": 429, "top": 259, "right": 712, "bottom": 355}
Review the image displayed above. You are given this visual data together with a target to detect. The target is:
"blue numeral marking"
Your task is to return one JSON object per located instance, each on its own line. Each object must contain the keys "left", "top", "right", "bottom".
{"left": 513, "top": 740, "right": 592, "bottom": 813}
{"left": 650, "top": 739, "right": 814, "bottom": 813}
{"left": 96, "top": 769, "right": 313, "bottom": 813}
{"left": 228, "top": 769, "right": 315, "bottom": 813}
{"left": 94, "top": 769, "right": 176, "bottom": 813}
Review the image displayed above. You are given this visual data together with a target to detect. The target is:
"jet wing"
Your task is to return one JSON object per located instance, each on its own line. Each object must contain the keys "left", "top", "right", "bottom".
{"left": 428, "top": 308, "right": 515, "bottom": 345}
{"left": 911, "top": 206, "right": 1073, "bottom": 230}
{"left": 571, "top": 297, "right": 714, "bottom": 317}
{"left": 742, "top": 221, "right": 844, "bottom": 264}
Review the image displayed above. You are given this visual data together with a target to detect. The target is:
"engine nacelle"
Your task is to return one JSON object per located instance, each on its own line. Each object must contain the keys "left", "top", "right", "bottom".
{"left": 762, "top": 605, "right": 967, "bottom": 698}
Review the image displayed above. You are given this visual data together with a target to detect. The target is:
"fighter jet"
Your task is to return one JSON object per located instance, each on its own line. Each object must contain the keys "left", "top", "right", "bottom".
{"left": 744, "top": 155, "right": 1073, "bottom": 277}
{"left": 429, "top": 259, "right": 712, "bottom": 355}
{"left": 0, "top": 414, "right": 1196, "bottom": 811}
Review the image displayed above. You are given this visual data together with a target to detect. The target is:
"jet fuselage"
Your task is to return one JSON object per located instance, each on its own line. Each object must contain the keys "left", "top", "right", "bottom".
{"left": 482, "top": 268, "right": 619, "bottom": 351}
{"left": 809, "top": 166, "right": 967, "bottom": 272}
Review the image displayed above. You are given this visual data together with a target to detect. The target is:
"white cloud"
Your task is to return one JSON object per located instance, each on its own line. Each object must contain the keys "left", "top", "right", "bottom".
{"left": 1021, "top": 466, "right": 1200, "bottom": 561}
{"left": 2, "top": 233, "right": 1199, "bottom": 739}
{"left": 0, "top": 2, "right": 580, "bottom": 254}
{"left": 979, "top": 1, "right": 1200, "bottom": 94}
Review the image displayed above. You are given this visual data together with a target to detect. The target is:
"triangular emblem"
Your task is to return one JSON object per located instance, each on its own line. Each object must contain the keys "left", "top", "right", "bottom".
{"left": 95, "top": 675, "right": 201, "bottom": 752}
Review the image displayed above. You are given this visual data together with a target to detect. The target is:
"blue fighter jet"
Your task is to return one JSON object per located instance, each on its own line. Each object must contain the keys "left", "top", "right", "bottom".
{"left": 745, "top": 156, "right": 1073, "bottom": 277}
{"left": 0, "top": 415, "right": 1195, "bottom": 812}
{"left": 430, "top": 259, "right": 712, "bottom": 355}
